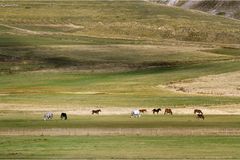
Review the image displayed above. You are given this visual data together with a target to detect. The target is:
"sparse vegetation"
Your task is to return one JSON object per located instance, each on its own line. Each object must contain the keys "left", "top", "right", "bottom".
{"left": 167, "top": 71, "right": 240, "bottom": 97}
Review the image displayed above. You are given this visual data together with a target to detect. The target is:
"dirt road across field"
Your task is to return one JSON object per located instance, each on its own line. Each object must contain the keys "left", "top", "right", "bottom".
{"left": 0, "top": 128, "right": 240, "bottom": 136}
{"left": 0, "top": 103, "right": 240, "bottom": 115}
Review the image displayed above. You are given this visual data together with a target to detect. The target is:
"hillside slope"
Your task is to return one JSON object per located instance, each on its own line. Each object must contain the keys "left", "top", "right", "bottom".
{"left": 0, "top": 0, "right": 240, "bottom": 108}
{"left": 149, "top": 0, "right": 240, "bottom": 19}
{"left": 0, "top": 0, "right": 240, "bottom": 46}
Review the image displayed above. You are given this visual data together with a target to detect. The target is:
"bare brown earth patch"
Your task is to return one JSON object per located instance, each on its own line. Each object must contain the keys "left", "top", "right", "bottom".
{"left": 164, "top": 71, "right": 240, "bottom": 97}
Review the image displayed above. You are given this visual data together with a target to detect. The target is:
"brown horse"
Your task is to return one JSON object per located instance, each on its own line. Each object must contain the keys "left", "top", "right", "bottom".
{"left": 164, "top": 108, "right": 173, "bottom": 115}
{"left": 152, "top": 108, "right": 161, "bottom": 114}
{"left": 92, "top": 109, "right": 101, "bottom": 115}
{"left": 139, "top": 109, "right": 147, "bottom": 113}
{"left": 196, "top": 113, "right": 205, "bottom": 120}
{"left": 194, "top": 109, "right": 203, "bottom": 115}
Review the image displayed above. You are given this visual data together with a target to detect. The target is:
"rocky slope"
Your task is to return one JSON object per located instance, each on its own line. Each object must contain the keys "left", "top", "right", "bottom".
{"left": 148, "top": 0, "right": 240, "bottom": 19}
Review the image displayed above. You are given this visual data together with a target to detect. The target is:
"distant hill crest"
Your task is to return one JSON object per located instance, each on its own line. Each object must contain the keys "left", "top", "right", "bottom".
{"left": 148, "top": 0, "right": 240, "bottom": 19}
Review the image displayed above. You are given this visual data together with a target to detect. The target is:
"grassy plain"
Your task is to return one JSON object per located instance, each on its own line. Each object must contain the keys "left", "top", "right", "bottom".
{"left": 1, "top": 58, "right": 240, "bottom": 106}
{"left": 1, "top": 136, "right": 240, "bottom": 159}
{"left": 1, "top": 113, "right": 240, "bottom": 129}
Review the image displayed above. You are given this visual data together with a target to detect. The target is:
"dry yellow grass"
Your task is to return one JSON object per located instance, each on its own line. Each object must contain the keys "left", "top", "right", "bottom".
{"left": 165, "top": 71, "right": 240, "bottom": 97}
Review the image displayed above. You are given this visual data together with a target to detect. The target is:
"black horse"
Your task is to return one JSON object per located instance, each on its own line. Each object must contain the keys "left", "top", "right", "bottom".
{"left": 92, "top": 109, "right": 101, "bottom": 115}
{"left": 60, "top": 113, "right": 67, "bottom": 120}
{"left": 152, "top": 108, "right": 161, "bottom": 114}
{"left": 194, "top": 109, "right": 203, "bottom": 115}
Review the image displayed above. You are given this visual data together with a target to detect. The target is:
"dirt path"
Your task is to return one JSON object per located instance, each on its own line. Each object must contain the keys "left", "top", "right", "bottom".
{"left": 1, "top": 103, "right": 240, "bottom": 115}
{"left": 0, "top": 23, "right": 45, "bottom": 35}
{"left": 0, "top": 23, "right": 82, "bottom": 35}
{"left": 1, "top": 128, "right": 240, "bottom": 136}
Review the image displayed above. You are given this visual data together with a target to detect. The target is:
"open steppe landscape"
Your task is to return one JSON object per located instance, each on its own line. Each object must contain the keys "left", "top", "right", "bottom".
{"left": 0, "top": 0, "right": 240, "bottom": 159}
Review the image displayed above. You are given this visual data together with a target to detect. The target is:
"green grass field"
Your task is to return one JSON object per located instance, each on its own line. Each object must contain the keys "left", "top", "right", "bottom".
{"left": 1, "top": 113, "right": 240, "bottom": 129}
{"left": 1, "top": 112, "right": 240, "bottom": 159}
{"left": 1, "top": 59, "right": 240, "bottom": 106}
{"left": 1, "top": 136, "right": 240, "bottom": 159}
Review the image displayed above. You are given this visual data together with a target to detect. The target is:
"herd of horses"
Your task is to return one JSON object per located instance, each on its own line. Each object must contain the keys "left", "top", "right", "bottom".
{"left": 132, "top": 108, "right": 204, "bottom": 119}
{"left": 43, "top": 109, "right": 205, "bottom": 120}
{"left": 140, "top": 108, "right": 173, "bottom": 115}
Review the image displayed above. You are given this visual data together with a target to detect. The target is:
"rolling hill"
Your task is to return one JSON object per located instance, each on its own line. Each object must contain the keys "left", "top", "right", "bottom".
{"left": 0, "top": 0, "right": 240, "bottom": 47}
{"left": 0, "top": 0, "right": 239, "bottom": 107}
{"left": 149, "top": 0, "right": 240, "bottom": 19}
{"left": 0, "top": 0, "right": 239, "bottom": 73}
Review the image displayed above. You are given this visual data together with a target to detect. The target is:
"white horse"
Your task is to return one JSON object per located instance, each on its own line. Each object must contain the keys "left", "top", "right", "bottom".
{"left": 43, "top": 112, "right": 53, "bottom": 120}
{"left": 130, "top": 110, "right": 141, "bottom": 118}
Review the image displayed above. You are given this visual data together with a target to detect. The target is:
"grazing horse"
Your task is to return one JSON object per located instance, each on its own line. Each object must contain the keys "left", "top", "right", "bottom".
{"left": 164, "top": 108, "right": 173, "bottom": 115}
{"left": 92, "top": 109, "right": 101, "bottom": 115}
{"left": 139, "top": 109, "right": 147, "bottom": 113}
{"left": 196, "top": 113, "right": 205, "bottom": 120}
{"left": 194, "top": 109, "right": 203, "bottom": 115}
{"left": 43, "top": 112, "right": 53, "bottom": 120}
{"left": 152, "top": 108, "right": 161, "bottom": 114}
{"left": 60, "top": 113, "right": 67, "bottom": 120}
{"left": 130, "top": 110, "right": 141, "bottom": 118}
